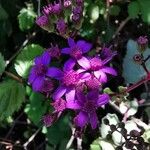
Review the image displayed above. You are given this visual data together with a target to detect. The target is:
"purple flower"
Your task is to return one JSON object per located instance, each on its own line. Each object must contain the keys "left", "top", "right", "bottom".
{"left": 28, "top": 52, "right": 56, "bottom": 92}
{"left": 56, "top": 18, "right": 67, "bottom": 35}
{"left": 77, "top": 56, "right": 117, "bottom": 83}
{"left": 46, "top": 44, "right": 61, "bottom": 59}
{"left": 36, "top": 15, "right": 49, "bottom": 27}
{"left": 62, "top": 38, "right": 92, "bottom": 60}
{"left": 66, "top": 90, "right": 110, "bottom": 129}
{"left": 47, "top": 59, "right": 91, "bottom": 101}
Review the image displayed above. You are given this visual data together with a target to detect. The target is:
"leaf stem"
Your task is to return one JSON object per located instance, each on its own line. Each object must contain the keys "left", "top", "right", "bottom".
{"left": 4, "top": 71, "right": 23, "bottom": 83}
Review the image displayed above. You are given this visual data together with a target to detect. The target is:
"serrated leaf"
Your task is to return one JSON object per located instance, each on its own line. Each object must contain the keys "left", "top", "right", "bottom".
{"left": 109, "top": 5, "right": 120, "bottom": 16}
{"left": 14, "top": 44, "right": 44, "bottom": 78}
{"left": 18, "top": 4, "right": 36, "bottom": 31}
{"left": 128, "top": 1, "right": 140, "bottom": 19}
{"left": 0, "top": 53, "right": 5, "bottom": 75}
{"left": 46, "top": 115, "right": 71, "bottom": 147}
{"left": 24, "top": 91, "right": 48, "bottom": 125}
{"left": 0, "top": 80, "right": 25, "bottom": 120}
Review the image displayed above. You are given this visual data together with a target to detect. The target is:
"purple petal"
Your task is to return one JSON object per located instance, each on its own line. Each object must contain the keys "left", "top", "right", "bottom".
{"left": 32, "top": 77, "right": 44, "bottom": 91}
{"left": 63, "top": 58, "right": 76, "bottom": 72}
{"left": 65, "top": 89, "right": 75, "bottom": 101}
{"left": 89, "top": 112, "right": 98, "bottom": 129}
{"left": 74, "top": 111, "right": 88, "bottom": 128}
{"left": 97, "top": 94, "right": 110, "bottom": 106}
{"left": 61, "top": 48, "right": 71, "bottom": 54}
{"left": 94, "top": 70, "right": 107, "bottom": 83}
{"left": 68, "top": 38, "right": 75, "bottom": 47}
{"left": 66, "top": 99, "right": 81, "bottom": 110}
{"left": 77, "top": 68, "right": 86, "bottom": 73}
{"left": 77, "top": 56, "right": 90, "bottom": 70}
{"left": 52, "top": 86, "right": 66, "bottom": 100}
{"left": 80, "top": 73, "right": 91, "bottom": 82}
{"left": 76, "top": 91, "right": 86, "bottom": 105}
{"left": 77, "top": 40, "right": 92, "bottom": 53}
{"left": 35, "top": 52, "right": 51, "bottom": 65}
{"left": 87, "top": 90, "right": 99, "bottom": 102}
{"left": 28, "top": 73, "right": 36, "bottom": 84}
{"left": 47, "top": 67, "right": 63, "bottom": 79}
{"left": 101, "top": 67, "right": 117, "bottom": 76}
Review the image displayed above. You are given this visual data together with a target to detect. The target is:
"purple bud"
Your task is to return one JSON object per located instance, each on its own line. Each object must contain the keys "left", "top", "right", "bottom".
{"left": 64, "top": 0, "right": 72, "bottom": 8}
{"left": 53, "top": 0, "right": 62, "bottom": 14}
{"left": 56, "top": 19, "right": 67, "bottom": 35}
{"left": 46, "top": 45, "right": 61, "bottom": 59}
{"left": 51, "top": 98, "right": 66, "bottom": 112}
{"left": 137, "top": 36, "right": 148, "bottom": 52}
{"left": 42, "top": 4, "right": 53, "bottom": 15}
{"left": 42, "top": 114, "right": 56, "bottom": 127}
{"left": 36, "top": 15, "right": 49, "bottom": 27}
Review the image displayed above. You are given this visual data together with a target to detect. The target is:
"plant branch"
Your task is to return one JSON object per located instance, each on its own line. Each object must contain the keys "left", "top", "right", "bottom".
{"left": 4, "top": 71, "right": 23, "bottom": 83}
{"left": 112, "top": 16, "right": 130, "bottom": 39}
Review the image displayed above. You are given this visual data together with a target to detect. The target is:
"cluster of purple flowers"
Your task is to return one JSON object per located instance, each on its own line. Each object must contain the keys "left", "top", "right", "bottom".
{"left": 36, "top": 0, "right": 84, "bottom": 37}
{"left": 28, "top": 38, "right": 117, "bottom": 129}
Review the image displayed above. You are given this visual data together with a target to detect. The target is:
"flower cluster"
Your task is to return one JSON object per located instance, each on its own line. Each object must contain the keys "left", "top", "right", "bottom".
{"left": 28, "top": 38, "right": 117, "bottom": 129}
{"left": 36, "top": 0, "right": 84, "bottom": 37}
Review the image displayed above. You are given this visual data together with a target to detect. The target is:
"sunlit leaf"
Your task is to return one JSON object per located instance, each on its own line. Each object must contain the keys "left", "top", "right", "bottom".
{"left": 18, "top": 4, "right": 36, "bottom": 31}
{"left": 15, "top": 44, "right": 44, "bottom": 78}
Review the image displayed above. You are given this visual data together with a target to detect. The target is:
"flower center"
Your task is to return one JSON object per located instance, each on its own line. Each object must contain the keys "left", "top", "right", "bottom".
{"left": 62, "top": 70, "right": 79, "bottom": 87}
{"left": 70, "top": 46, "right": 82, "bottom": 59}
{"left": 86, "top": 78, "right": 100, "bottom": 90}
{"left": 90, "top": 57, "right": 103, "bottom": 71}
{"left": 41, "top": 79, "right": 54, "bottom": 93}
{"left": 83, "top": 101, "right": 96, "bottom": 113}
{"left": 35, "top": 64, "right": 48, "bottom": 76}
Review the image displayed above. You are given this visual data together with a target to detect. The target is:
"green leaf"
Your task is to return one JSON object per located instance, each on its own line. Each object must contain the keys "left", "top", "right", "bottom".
{"left": 109, "top": 5, "right": 120, "bottom": 16}
{"left": 18, "top": 4, "right": 36, "bottom": 31}
{"left": 14, "top": 44, "right": 44, "bottom": 78}
{"left": 128, "top": 1, "right": 140, "bottom": 19}
{"left": 0, "top": 4, "right": 8, "bottom": 20}
{"left": 0, "top": 80, "right": 25, "bottom": 120}
{"left": 46, "top": 115, "right": 71, "bottom": 148}
{"left": 24, "top": 91, "right": 48, "bottom": 125}
{"left": 138, "top": 0, "right": 150, "bottom": 24}
{"left": 0, "top": 53, "right": 5, "bottom": 75}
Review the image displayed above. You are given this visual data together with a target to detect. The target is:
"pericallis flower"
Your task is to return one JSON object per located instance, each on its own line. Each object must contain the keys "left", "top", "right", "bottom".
{"left": 62, "top": 38, "right": 92, "bottom": 61}
{"left": 28, "top": 52, "right": 54, "bottom": 92}
{"left": 66, "top": 90, "right": 110, "bottom": 129}
{"left": 47, "top": 58, "right": 91, "bottom": 101}
{"left": 77, "top": 56, "right": 117, "bottom": 83}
